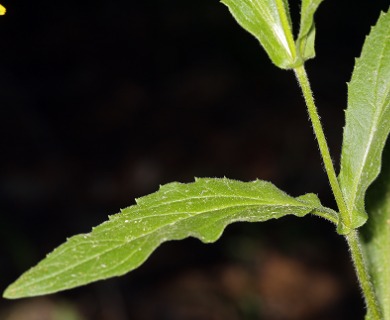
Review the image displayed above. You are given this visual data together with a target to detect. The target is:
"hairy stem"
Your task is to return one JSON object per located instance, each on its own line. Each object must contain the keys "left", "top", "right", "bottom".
{"left": 293, "top": 65, "right": 351, "bottom": 234}
{"left": 346, "top": 230, "right": 382, "bottom": 320}
{"left": 294, "top": 64, "right": 382, "bottom": 318}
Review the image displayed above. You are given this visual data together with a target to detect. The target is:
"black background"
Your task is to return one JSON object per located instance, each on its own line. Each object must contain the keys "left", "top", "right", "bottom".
{"left": 0, "top": 1, "right": 389, "bottom": 319}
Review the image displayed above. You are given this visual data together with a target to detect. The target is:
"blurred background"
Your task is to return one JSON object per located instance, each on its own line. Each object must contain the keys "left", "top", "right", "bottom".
{"left": 0, "top": 0, "right": 389, "bottom": 319}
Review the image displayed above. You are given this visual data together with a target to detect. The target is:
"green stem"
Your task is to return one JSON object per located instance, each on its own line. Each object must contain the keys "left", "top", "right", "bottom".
{"left": 346, "top": 230, "right": 382, "bottom": 320}
{"left": 293, "top": 65, "right": 351, "bottom": 234}
{"left": 294, "top": 64, "right": 382, "bottom": 318}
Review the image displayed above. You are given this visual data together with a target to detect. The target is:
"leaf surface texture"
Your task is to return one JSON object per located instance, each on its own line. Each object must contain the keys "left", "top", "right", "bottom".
{"left": 4, "top": 178, "right": 334, "bottom": 298}
{"left": 338, "top": 10, "right": 390, "bottom": 230}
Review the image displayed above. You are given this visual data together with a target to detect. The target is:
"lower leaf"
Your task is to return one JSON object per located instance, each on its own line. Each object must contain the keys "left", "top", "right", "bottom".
{"left": 3, "top": 177, "right": 333, "bottom": 299}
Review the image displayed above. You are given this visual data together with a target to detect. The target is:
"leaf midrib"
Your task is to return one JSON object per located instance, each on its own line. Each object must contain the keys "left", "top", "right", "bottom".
{"left": 137, "top": 193, "right": 298, "bottom": 211}
{"left": 346, "top": 35, "right": 390, "bottom": 212}
{"left": 9, "top": 202, "right": 313, "bottom": 292}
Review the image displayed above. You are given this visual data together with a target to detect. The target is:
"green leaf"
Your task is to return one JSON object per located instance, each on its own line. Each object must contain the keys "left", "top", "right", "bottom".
{"left": 220, "top": 0, "right": 323, "bottom": 69}
{"left": 362, "top": 141, "right": 390, "bottom": 320}
{"left": 220, "top": 0, "right": 296, "bottom": 69}
{"left": 296, "top": 0, "right": 324, "bottom": 60}
{"left": 3, "top": 178, "right": 335, "bottom": 299}
{"left": 338, "top": 10, "right": 390, "bottom": 233}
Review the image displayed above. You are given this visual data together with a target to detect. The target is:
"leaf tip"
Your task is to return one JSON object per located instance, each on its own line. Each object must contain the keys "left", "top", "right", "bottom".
{"left": 2, "top": 279, "right": 27, "bottom": 300}
{"left": 2, "top": 288, "right": 12, "bottom": 299}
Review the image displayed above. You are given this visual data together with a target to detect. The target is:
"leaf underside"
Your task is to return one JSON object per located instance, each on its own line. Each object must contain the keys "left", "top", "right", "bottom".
{"left": 220, "top": 0, "right": 323, "bottom": 69}
{"left": 221, "top": 0, "right": 296, "bottom": 68}
{"left": 338, "top": 9, "right": 390, "bottom": 232}
{"left": 3, "top": 178, "right": 335, "bottom": 299}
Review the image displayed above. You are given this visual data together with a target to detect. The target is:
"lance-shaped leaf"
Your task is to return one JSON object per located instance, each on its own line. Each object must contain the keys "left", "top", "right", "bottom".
{"left": 3, "top": 178, "right": 336, "bottom": 299}
{"left": 338, "top": 10, "right": 390, "bottom": 232}
{"left": 220, "top": 0, "right": 323, "bottom": 69}
{"left": 362, "top": 141, "right": 390, "bottom": 320}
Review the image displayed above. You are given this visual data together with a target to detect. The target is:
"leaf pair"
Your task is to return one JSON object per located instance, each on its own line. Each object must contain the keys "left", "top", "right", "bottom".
{"left": 221, "top": 0, "right": 324, "bottom": 69}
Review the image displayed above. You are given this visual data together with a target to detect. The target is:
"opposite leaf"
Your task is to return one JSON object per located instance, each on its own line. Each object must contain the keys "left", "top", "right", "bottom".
{"left": 221, "top": 0, "right": 323, "bottom": 69}
{"left": 338, "top": 10, "right": 390, "bottom": 233}
{"left": 3, "top": 178, "right": 334, "bottom": 298}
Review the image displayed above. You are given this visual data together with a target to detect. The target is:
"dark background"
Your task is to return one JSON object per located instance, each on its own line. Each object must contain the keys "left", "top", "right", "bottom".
{"left": 0, "top": 1, "right": 389, "bottom": 319}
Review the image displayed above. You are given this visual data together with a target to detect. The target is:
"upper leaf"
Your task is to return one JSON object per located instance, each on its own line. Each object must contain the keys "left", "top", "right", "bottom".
{"left": 338, "top": 10, "right": 390, "bottom": 232}
{"left": 3, "top": 177, "right": 335, "bottom": 298}
{"left": 221, "top": 0, "right": 296, "bottom": 68}
{"left": 220, "top": 0, "right": 323, "bottom": 69}
{"left": 296, "top": 0, "right": 324, "bottom": 60}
